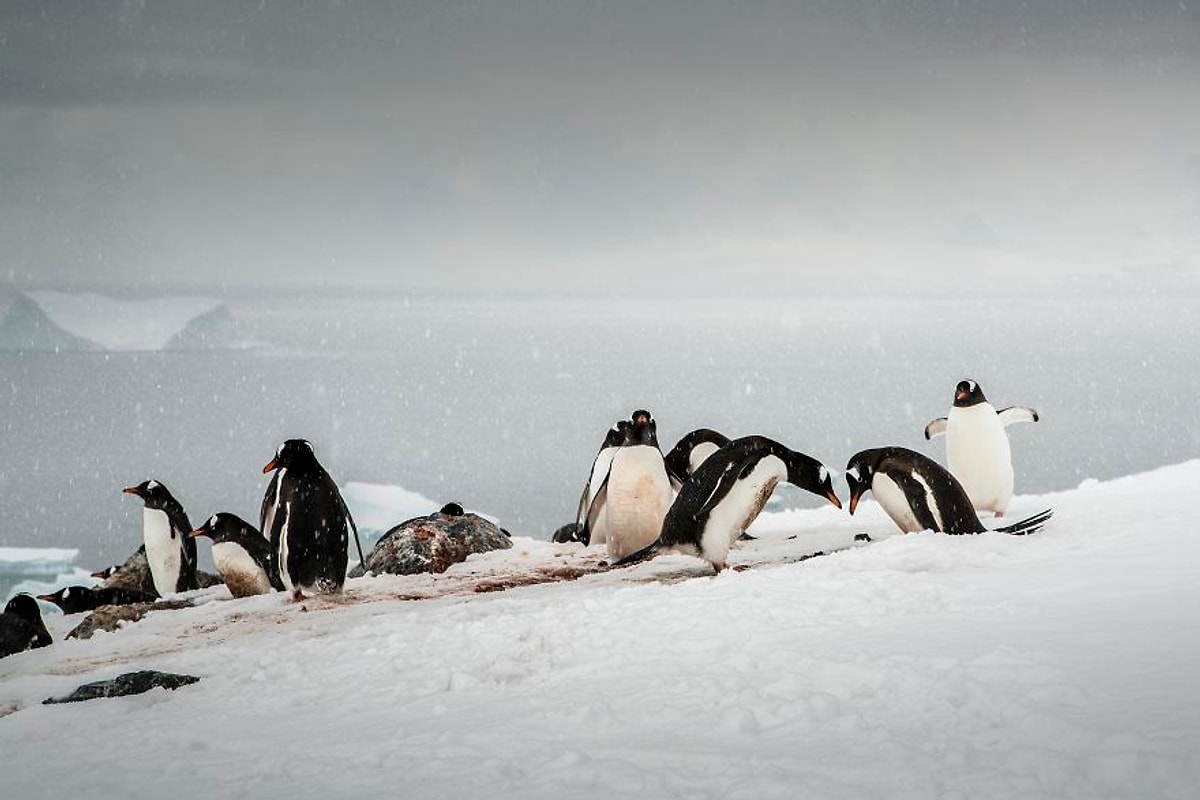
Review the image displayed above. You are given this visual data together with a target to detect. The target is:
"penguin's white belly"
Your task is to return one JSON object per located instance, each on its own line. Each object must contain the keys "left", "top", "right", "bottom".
{"left": 871, "top": 473, "right": 925, "bottom": 533}
{"left": 946, "top": 404, "right": 1013, "bottom": 513}
{"left": 277, "top": 501, "right": 293, "bottom": 593}
{"left": 212, "top": 542, "right": 272, "bottom": 598}
{"left": 699, "top": 457, "right": 785, "bottom": 566}
{"left": 604, "top": 447, "right": 671, "bottom": 561}
{"left": 143, "top": 508, "right": 181, "bottom": 596}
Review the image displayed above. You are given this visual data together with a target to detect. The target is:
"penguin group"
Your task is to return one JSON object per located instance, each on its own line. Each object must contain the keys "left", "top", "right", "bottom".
{"left": 574, "top": 378, "right": 1047, "bottom": 574}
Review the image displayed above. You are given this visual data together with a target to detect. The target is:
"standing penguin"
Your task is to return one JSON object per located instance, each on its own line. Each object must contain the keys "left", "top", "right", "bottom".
{"left": 622, "top": 436, "right": 841, "bottom": 572}
{"left": 122, "top": 480, "right": 198, "bottom": 596}
{"left": 260, "top": 439, "right": 357, "bottom": 601}
{"left": 585, "top": 410, "right": 673, "bottom": 562}
{"left": 0, "top": 595, "right": 52, "bottom": 658}
{"left": 663, "top": 428, "right": 731, "bottom": 492}
{"left": 574, "top": 420, "right": 629, "bottom": 546}
{"left": 844, "top": 447, "right": 1051, "bottom": 536}
{"left": 924, "top": 379, "right": 1039, "bottom": 517}
{"left": 190, "top": 513, "right": 277, "bottom": 598}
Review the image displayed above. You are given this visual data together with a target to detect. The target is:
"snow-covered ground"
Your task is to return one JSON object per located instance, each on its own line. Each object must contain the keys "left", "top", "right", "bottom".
{"left": 2, "top": 460, "right": 1197, "bottom": 799}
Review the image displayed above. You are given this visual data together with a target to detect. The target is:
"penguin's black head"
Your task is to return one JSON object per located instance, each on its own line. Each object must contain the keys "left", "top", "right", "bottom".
{"left": 191, "top": 513, "right": 259, "bottom": 543}
{"left": 122, "top": 479, "right": 177, "bottom": 510}
{"left": 36, "top": 585, "right": 93, "bottom": 613}
{"left": 953, "top": 379, "right": 987, "bottom": 408}
{"left": 664, "top": 428, "right": 731, "bottom": 486}
{"left": 601, "top": 421, "right": 628, "bottom": 450}
{"left": 439, "top": 502, "right": 465, "bottom": 517}
{"left": 626, "top": 410, "right": 659, "bottom": 447}
{"left": 786, "top": 453, "right": 842, "bottom": 510}
{"left": 263, "top": 439, "right": 318, "bottom": 473}
{"left": 844, "top": 451, "right": 879, "bottom": 516}
{"left": 4, "top": 593, "right": 45, "bottom": 622}
{"left": 90, "top": 565, "right": 119, "bottom": 581}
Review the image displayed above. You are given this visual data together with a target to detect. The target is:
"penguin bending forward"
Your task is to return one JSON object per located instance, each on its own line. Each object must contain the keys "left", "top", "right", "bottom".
{"left": 924, "top": 379, "right": 1039, "bottom": 517}
{"left": 663, "top": 428, "right": 731, "bottom": 491}
{"left": 619, "top": 436, "right": 841, "bottom": 573}
{"left": 191, "top": 513, "right": 276, "bottom": 598}
{"left": 122, "top": 480, "right": 198, "bottom": 596}
{"left": 1, "top": 595, "right": 52, "bottom": 658}
{"left": 582, "top": 410, "right": 673, "bottom": 561}
{"left": 261, "top": 439, "right": 358, "bottom": 601}
{"left": 845, "top": 447, "right": 1051, "bottom": 536}
{"left": 574, "top": 420, "right": 628, "bottom": 546}
{"left": 37, "top": 585, "right": 157, "bottom": 614}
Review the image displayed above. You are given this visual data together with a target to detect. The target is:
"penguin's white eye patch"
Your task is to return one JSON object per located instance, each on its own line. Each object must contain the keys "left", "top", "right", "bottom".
{"left": 819, "top": 466, "right": 828, "bottom": 483}
{"left": 846, "top": 467, "right": 860, "bottom": 481}
{"left": 63, "top": 587, "right": 71, "bottom": 598}
{"left": 968, "top": 381, "right": 976, "bottom": 392}
{"left": 303, "top": 441, "right": 314, "bottom": 452}
{"left": 147, "top": 480, "right": 159, "bottom": 490}
{"left": 208, "top": 515, "right": 218, "bottom": 528}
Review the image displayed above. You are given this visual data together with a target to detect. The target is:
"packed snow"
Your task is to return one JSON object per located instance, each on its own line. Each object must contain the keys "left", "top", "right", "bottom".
{"left": 1, "top": 460, "right": 1198, "bottom": 799}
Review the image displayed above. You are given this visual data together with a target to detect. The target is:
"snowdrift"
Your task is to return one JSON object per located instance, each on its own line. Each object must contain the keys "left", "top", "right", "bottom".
{"left": 0, "top": 291, "right": 241, "bottom": 351}
{"left": 1, "top": 461, "right": 1199, "bottom": 800}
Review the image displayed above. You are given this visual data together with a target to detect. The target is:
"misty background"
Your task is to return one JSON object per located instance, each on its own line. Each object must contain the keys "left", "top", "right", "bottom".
{"left": 1, "top": 2, "right": 1198, "bottom": 572}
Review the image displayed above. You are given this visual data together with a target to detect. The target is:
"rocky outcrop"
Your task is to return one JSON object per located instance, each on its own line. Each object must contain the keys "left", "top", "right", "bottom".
{"left": 43, "top": 671, "right": 200, "bottom": 704}
{"left": 66, "top": 599, "right": 192, "bottom": 640}
{"left": 349, "top": 504, "right": 511, "bottom": 577}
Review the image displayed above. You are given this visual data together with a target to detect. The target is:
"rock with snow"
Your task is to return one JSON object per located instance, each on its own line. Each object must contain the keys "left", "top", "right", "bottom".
{"left": 349, "top": 503, "right": 512, "bottom": 577}
{"left": 66, "top": 599, "right": 193, "bottom": 640}
{"left": 0, "top": 290, "right": 241, "bottom": 352}
{"left": 43, "top": 671, "right": 200, "bottom": 704}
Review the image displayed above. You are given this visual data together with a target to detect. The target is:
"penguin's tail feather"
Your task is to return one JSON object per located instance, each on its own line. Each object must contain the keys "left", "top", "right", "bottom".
{"left": 993, "top": 508, "right": 1053, "bottom": 536}
{"left": 612, "top": 540, "right": 662, "bottom": 568}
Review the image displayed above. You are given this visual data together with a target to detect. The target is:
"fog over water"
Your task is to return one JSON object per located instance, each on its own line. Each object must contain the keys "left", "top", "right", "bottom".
{"left": 1, "top": 3, "right": 1198, "bottom": 574}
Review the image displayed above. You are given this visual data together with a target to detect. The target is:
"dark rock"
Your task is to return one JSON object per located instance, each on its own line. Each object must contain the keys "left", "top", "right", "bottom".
{"left": 100, "top": 545, "right": 159, "bottom": 596}
{"left": 854, "top": 533, "right": 873, "bottom": 543}
{"left": 43, "top": 670, "right": 200, "bottom": 704}
{"left": 195, "top": 570, "right": 224, "bottom": 589}
{"left": 66, "top": 600, "right": 193, "bottom": 641}
{"left": 349, "top": 507, "right": 512, "bottom": 577}
{"left": 551, "top": 522, "right": 587, "bottom": 544}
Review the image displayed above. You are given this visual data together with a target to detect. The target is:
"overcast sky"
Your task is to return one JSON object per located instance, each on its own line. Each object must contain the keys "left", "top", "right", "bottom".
{"left": 1, "top": 1, "right": 1197, "bottom": 296}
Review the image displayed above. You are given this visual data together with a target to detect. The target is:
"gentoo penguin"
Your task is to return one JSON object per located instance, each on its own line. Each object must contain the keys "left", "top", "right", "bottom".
{"left": 123, "top": 480, "right": 198, "bottom": 596}
{"left": 574, "top": 420, "right": 629, "bottom": 546}
{"left": 90, "top": 565, "right": 120, "bottom": 581}
{"left": 663, "top": 428, "right": 731, "bottom": 491}
{"left": 924, "top": 379, "right": 1039, "bottom": 517}
{"left": 1, "top": 594, "right": 52, "bottom": 658}
{"left": 844, "top": 447, "right": 1051, "bottom": 536}
{"left": 36, "top": 585, "right": 157, "bottom": 614}
{"left": 261, "top": 439, "right": 357, "bottom": 601}
{"left": 621, "top": 436, "right": 841, "bottom": 572}
{"left": 585, "top": 410, "right": 673, "bottom": 562}
{"left": 190, "top": 513, "right": 275, "bottom": 598}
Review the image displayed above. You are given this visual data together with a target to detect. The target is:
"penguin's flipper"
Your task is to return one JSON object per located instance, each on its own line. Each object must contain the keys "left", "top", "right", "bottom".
{"left": 696, "top": 456, "right": 759, "bottom": 521}
{"left": 998, "top": 406, "right": 1039, "bottom": 427}
{"left": 340, "top": 495, "right": 366, "bottom": 569}
{"left": 583, "top": 473, "right": 611, "bottom": 546}
{"left": 994, "top": 508, "right": 1053, "bottom": 536}
{"left": 573, "top": 479, "right": 592, "bottom": 530}
{"left": 924, "top": 418, "right": 948, "bottom": 440}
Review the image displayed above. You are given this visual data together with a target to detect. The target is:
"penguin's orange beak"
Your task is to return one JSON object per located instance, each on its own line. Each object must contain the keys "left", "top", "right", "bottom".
{"left": 825, "top": 489, "right": 842, "bottom": 510}
{"left": 122, "top": 486, "right": 140, "bottom": 496}
{"left": 36, "top": 593, "right": 54, "bottom": 602}
{"left": 262, "top": 458, "right": 278, "bottom": 474}
{"left": 188, "top": 528, "right": 207, "bottom": 539}
{"left": 955, "top": 389, "right": 970, "bottom": 402}
{"left": 89, "top": 569, "right": 107, "bottom": 579}
{"left": 848, "top": 490, "right": 863, "bottom": 516}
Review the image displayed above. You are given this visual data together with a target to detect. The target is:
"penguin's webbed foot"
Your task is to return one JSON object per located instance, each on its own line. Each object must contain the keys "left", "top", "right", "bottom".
{"left": 290, "top": 588, "right": 306, "bottom": 602}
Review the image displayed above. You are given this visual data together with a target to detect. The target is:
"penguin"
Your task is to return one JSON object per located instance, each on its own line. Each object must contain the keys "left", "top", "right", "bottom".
{"left": 663, "top": 428, "right": 731, "bottom": 491}
{"left": 574, "top": 420, "right": 629, "bottom": 546}
{"left": 924, "top": 379, "right": 1039, "bottom": 517}
{"left": 618, "top": 436, "right": 841, "bottom": 573}
{"left": 190, "top": 513, "right": 276, "bottom": 598}
{"left": 1, "top": 594, "right": 52, "bottom": 658}
{"left": 36, "top": 585, "right": 157, "bottom": 614}
{"left": 90, "top": 565, "right": 120, "bottom": 581}
{"left": 583, "top": 410, "right": 673, "bottom": 562}
{"left": 261, "top": 439, "right": 357, "bottom": 601}
{"left": 122, "top": 480, "right": 198, "bottom": 596}
{"left": 844, "top": 447, "right": 1051, "bottom": 537}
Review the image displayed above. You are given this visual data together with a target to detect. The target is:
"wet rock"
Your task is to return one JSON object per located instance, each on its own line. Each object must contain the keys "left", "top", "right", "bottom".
{"left": 66, "top": 600, "right": 192, "bottom": 641}
{"left": 349, "top": 503, "right": 512, "bottom": 577}
{"left": 100, "top": 545, "right": 158, "bottom": 596}
{"left": 43, "top": 670, "right": 200, "bottom": 704}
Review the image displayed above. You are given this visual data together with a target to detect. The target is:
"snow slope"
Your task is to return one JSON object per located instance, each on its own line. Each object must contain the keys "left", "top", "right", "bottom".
{"left": 1, "top": 461, "right": 1198, "bottom": 799}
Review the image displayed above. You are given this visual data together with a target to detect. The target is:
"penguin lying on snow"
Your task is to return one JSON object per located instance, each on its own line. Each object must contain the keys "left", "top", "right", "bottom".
{"left": 618, "top": 436, "right": 842, "bottom": 573}
{"left": 663, "top": 428, "right": 731, "bottom": 491}
{"left": 574, "top": 420, "right": 628, "bottom": 546}
{"left": 924, "top": 379, "right": 1039, "bottom": 518}
{"left": 37, "top": 585, "right": 158, "bottom": 615}
{"left": 1, "top": 594, "right": 52, "bottom": 658}
{"left": 582, "top": 410, "right": 674, "bottom": 562}
{"left": 122, "top": 480, "right": 198, "bottom": 596}
{"left": 261, "top": 439, "right": 362, "bottom": 601}
{"left": 190, "top": 514, "right": 276, "bottom": 598}
{"left": 845, "top": 447, "right": 1051, "bottom": 536}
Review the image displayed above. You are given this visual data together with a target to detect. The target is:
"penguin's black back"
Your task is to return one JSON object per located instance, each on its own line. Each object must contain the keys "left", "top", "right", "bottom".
{"left": 1, "top": 595, "right": 52, "bottom": 658}
{"left": 266, "top": 460, "right": 350, "bottom": 591}
{"left": 41, "top": 585, "right": 158, "bottom": 614}
{"left": 664, "top": 428, "right": 731, "bottom": 486}
{"left": 865, "top": 447, "right": 986, "bottom": 535}
{"left": 660, "top": 436, "right": 792, "bottom": 548}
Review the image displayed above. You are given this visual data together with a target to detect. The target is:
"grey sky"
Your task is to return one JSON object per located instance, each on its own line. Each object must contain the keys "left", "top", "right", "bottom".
{"left": 2, "top": 1, "right": 1197, "bottom": 296}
